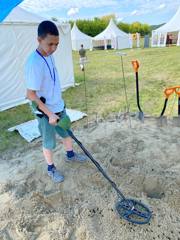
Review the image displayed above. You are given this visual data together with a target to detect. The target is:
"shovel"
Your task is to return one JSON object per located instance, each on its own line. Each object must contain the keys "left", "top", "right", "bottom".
{"left": 132, "top": 60, "right": 144, "bottom": 121}
{"left": 175, "top": 87, "right": 180, "bottom": 116}
{"left": 173, "top": 87, "right": 180, "bottom": 126}
{"left": 160, "top": 87, "right": 174, "bottom": 116}
{"left": 158, "top": 87, "right": 176, "bottom": 126}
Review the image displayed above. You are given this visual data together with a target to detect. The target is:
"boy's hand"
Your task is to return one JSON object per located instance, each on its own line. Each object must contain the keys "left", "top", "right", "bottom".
{"left": 48, "top": 113, "right": 59, "bottom": 125}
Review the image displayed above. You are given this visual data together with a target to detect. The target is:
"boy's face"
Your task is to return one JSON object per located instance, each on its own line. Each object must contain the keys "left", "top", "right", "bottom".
{"left": 38, "top": 34, "right": 59, "bottom": 56}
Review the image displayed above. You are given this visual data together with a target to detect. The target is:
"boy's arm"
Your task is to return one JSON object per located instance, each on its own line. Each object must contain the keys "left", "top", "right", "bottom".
{"left": 26, "top": 89, "right": 59, "bottom": 125}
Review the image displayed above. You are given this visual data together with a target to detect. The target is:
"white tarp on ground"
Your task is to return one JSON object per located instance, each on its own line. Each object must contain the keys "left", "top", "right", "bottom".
{"left": 93, "top": 19, "right": 131, "bottom": 50}
{"left": 0, "top": 6, "right": 74, "bottom": 111}
{"left": 8, "top": 109, "right": 87, "bottom": 142}
{"left": 152, "top": 7, "right": 180, "bottom": 47}
{"left": 71, "top": 22, "right": 92, "bottom": 50}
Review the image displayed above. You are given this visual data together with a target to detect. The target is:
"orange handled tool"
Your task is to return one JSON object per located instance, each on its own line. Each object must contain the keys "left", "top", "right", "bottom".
{"left": 132, "top": 60, "right": 140, "bottom": 73}
{"left": 174, "top": 86, "right": 180, "bottom": 96}
{"left": 131, "top": 60, "right": 144, "bottom": 121}
{"left": 160, "top": 86, "right": 180, "bottom": 117}
{"left": 160, "top": 87, "right": 174, "bottom": 117}
{"left": 174, "top": 86, "right": 180, "bottom": 115}
{"left": 164, "top": 87, "right": 175, "bottom": 99}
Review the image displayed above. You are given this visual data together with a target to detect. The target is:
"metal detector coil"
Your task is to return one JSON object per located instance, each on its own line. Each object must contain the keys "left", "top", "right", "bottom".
{"left": 116, "top": 198, "right": 152, "bottom": 225}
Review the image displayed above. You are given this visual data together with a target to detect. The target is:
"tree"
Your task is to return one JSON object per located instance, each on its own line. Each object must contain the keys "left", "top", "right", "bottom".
{"left": 130, "top": 22, "right": 141, "bottom": 33}
{"left": 70, "top": 18, "right": 151, "bottom": 37}
{"left": 141, "top": 24, "right": 151, "bottom": 36}
{"left": 101, "top": 14, "right": 116, "bottom": 23}
{"left": 117, "top": 22, "right": 130, "bottom": 33}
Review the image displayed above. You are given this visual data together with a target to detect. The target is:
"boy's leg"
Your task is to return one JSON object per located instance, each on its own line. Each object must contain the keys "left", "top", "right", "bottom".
{"left": 63, "top": 136, "right": 88, "bottom": 162}
{"left": 38, "top": 116, "right": 64, "bottom": 183}
{"left": 55, "top": 110, "right": 88, "bottom": 162}
{"left": 43, "top": 147, "right": 53, "bottom": 165}
{"left": 62, "top": 137, "right": 73, "bottom": 151}
{"left": 55, "top": 125, "right": 88, "bottom": 162}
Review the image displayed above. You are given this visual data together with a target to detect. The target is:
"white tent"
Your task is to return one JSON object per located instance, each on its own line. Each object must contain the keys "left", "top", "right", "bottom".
{"left": 93, "top": 19, "right": 131, "bottom": 50}
{"left": 152, "top": 7, "right": 180, "bottom": 47}
{"left": 0, "top": 6, "right": 74, "bottom": 111}
{"left": 71, "top": 22, "right": 92, "bottom": 50}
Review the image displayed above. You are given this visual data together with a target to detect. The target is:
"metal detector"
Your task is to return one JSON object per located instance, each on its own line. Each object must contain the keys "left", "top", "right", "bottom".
{"left": 67, "top": 129, "right": 152, "bottom": 225}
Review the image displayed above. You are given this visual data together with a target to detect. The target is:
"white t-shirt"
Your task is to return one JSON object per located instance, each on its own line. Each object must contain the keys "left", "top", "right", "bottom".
{"left": 25, "top": 50, "right": 64, "bottom": 113}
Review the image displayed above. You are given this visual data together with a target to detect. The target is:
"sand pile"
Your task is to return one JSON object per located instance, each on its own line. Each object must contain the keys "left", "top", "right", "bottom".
{"left": 0, "top": 117, "right": 180, "bottom": 240}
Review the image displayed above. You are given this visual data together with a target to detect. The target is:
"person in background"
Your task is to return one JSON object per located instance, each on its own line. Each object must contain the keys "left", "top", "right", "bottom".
{"left": 79, "top": 44, "right": 87, "bottom": 71}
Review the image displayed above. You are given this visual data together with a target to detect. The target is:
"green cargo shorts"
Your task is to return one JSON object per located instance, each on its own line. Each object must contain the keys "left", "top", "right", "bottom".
{"left": 37, "top": 110, "right": 70, "bottom": 150}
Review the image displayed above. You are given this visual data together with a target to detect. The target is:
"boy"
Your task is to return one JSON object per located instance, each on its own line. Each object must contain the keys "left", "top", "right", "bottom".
{"left": 25, "top": 21, "right": 87, "bottom": 183}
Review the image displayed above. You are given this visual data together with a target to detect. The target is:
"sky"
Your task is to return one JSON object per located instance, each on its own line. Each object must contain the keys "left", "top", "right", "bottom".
{"left": 20, "top": 0, "right": 180, "bottom": 25}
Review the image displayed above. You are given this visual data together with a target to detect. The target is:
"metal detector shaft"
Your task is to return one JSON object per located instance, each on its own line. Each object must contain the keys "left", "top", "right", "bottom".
{"left": 67, "top": 130, "right": 126, "bottom": 200}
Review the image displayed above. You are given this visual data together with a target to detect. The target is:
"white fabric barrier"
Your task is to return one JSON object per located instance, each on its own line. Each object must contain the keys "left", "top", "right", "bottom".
{"left": 177, "top": 31, "right": 180, "bottom": 46}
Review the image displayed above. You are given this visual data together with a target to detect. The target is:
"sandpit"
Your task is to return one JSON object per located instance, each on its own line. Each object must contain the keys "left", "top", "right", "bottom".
{"left": 0, "top": 117, "right": 180, "bottom": 240}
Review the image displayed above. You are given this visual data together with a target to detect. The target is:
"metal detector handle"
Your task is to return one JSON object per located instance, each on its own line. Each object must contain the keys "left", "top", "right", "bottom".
{"left": 67, "top": 129, "right": 126, "bottom": 200}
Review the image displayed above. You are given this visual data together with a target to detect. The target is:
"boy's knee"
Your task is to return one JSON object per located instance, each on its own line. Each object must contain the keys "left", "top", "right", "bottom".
{"left": 55, "top": 125, "right": 69, "bottom": 138}
{"left": 43, "top": 134, "right": 56, "bottom": 149}
{"left": 43, "top": 140, "right": 56, "bottom": 150}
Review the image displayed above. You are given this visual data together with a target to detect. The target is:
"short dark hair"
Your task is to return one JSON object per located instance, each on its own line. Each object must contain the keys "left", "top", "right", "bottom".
{"left": 38, "top": 21, "right": 59, "bottom": 38}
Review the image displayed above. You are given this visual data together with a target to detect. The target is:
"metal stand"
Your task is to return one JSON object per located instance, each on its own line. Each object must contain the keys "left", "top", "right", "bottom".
{"left": 116, "top": 52, "right": 132, "bottom": 128}
{"left": 79, "top": 58, "right": 89, "bottom": 125}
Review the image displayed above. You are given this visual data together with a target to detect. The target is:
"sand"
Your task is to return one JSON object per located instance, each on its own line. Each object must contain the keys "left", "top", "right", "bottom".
{"left": 0, "top": 116, "right": 180, "bottom": 240}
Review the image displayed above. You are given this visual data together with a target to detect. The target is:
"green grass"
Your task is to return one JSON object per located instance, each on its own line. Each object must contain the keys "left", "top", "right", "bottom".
{"left": 1, "top": 46, "right": 180, "bottom": 153}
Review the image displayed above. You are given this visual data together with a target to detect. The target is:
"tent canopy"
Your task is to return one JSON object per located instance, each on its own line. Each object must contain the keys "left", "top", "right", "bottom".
{"left": 71, "top": 22, "right": 92, "bottom": 50}
{"left": 154, "top": 7, "right": 180, "bottom": 33}
{"left": 0, "top": 0, "right": 24, "bottom": 22}
{"left": 93, "top": 19, "right": 130, "bottom": 50}
{"left": 4, "top": 6, "right": 45, "bottom": 23}
{"left": 152, "top": 7, "right": 180, "bottom": 47}
{"left": 71, "top": 22, "right": 92, "bottom": 41}
{"left": 93, "top": 19, "right": 128, "bottom": 40}
{"left": 0, "top": 6, "right": 74, "bottom": 111}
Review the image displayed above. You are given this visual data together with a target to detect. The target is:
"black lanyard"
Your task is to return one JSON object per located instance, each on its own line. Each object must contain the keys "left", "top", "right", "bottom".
{"left": 36, "top": 49, "right": 56, "bottom": 85}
